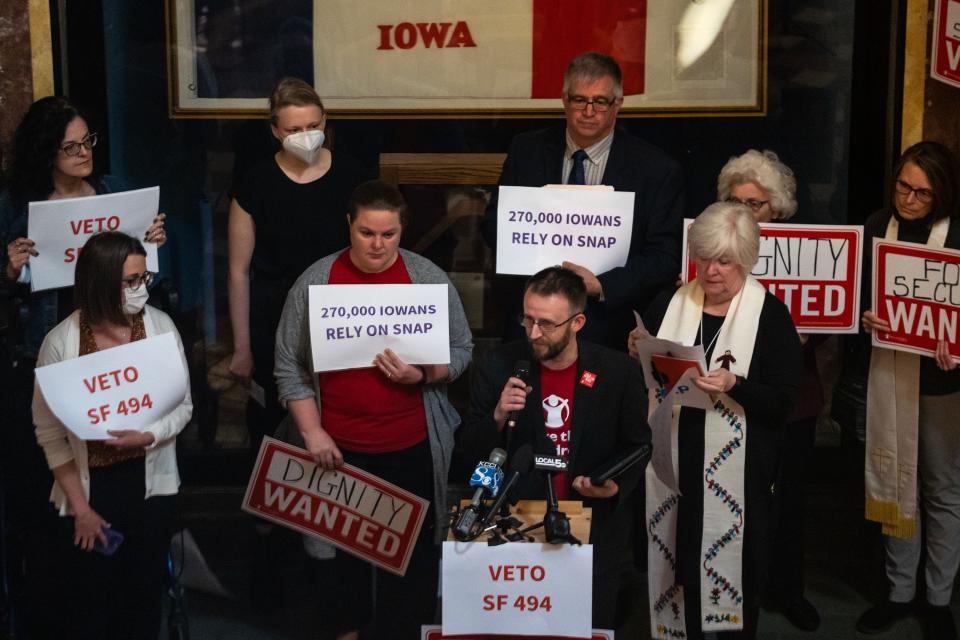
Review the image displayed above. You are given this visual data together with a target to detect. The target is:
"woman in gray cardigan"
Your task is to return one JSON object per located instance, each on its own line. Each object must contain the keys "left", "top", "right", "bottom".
{"left": 274, "top": 180, "right": 472, "bottom": 640}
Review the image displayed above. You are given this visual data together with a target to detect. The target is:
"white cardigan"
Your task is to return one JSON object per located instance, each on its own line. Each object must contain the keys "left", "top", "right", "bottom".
{"left": 32, "top": 306, "right": 193, "bottom": 515}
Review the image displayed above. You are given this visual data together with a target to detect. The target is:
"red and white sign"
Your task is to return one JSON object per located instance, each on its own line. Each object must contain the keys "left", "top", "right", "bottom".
{"left": 931, "top": 0, "right": 960, "bottom": 88}
{"left": 442, "top": 541, "right": 593, "bottom": 638}
{"left": 34, "top": 332, "right": 188, "bottom": 440}
{"left": 243, "top": 437, "right": 429, "bottom": 576}
{"left": 421, "top": 626, "right": 613, "bottom": 640}
{"left": 871, "top": 239, "right": 960, "bottom": 359}
{"left": 683, "top": 221, "right": 864, "bottom": 333}
{"left": 27, "top": 186, "right": 160, "bottom": 292}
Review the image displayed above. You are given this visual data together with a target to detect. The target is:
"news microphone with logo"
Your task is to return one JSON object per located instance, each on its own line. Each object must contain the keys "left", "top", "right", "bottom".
{"left": 453, "top": 447, "right": 507, "bottom": 540}
{"left": 479, "top": 444, "right": 534, "bottom": 530}
{"left": 529, "top": 437, "right": 578, "bottom": 544}
{"left": 505, "top": 360, "right": 531, "bottom": 429}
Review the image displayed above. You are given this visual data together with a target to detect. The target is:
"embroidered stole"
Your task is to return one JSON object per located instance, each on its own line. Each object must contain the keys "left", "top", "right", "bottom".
{"left": 864, "top": 215, "right": 950, "bottom": 538}
{"left": 646, "top": 278, "right": 765, "bottom": 638}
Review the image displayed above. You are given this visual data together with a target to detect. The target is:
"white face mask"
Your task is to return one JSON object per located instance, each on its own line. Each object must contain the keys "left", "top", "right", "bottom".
{"left": 122, "top": 282, "right": 149, "bottom": 315}
{"left": 282, "top": 129, "right": 325, "bottom": 164}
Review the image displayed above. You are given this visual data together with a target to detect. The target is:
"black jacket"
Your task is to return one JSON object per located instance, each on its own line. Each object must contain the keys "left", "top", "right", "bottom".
{"left": 462, "top": 337, "right": 650, "bottom": 573}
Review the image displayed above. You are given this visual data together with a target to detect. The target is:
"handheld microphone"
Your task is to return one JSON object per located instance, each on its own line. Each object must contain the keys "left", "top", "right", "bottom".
{"left": 505, "top": 360, "right": 531, "bottom": 429}
{"left": 479, "top": 445, "right": 534, "bottom": 531}
{"left": 453, "top": 448, "right": 507, "bottom": 540}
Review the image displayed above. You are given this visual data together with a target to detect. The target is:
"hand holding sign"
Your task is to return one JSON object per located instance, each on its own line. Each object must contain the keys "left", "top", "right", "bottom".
{"left": 4, "top": 237, "right": 38, "bottom": 280}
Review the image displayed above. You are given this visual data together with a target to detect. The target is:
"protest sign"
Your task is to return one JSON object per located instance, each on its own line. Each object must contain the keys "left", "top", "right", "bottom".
{"left": 871, "top": 239, "right": 960, "bottom": 359}
{"left": 308, "top": 284, "right": 450, "bottom": 372}
{"left": 243, "top": 438, "right": 429, "bottom": 576}
{"left": 442, "top": 541, "right": 593, "bottom": 638}
{"left": 27, "top": 186, "right": 160, "bottom": 292}
{"left": 34, "top": 332, "right": 187, "bottom": 440}
{"left": 931, "top": 0, "right": 960, "bottom": 89}
{"left": 496, "top": 186, "right": 634, "bottom": 276}
{"left": 421, "top": 625, "right": 614, "bottom": 640}
{"left": 682, "top": 221, "right": 863, "bottom": 333}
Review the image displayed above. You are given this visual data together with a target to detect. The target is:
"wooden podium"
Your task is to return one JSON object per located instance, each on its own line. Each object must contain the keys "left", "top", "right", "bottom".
{"left": 451, "top": 499, "right": 592, "bottom": 544}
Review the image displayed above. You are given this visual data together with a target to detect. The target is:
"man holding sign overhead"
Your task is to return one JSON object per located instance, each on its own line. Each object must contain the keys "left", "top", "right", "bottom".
{"left": 483, "top": 52, "right": 684, "bottom": 349}
{"left": 275, "top": 180, "right": 472, "bottom": 639}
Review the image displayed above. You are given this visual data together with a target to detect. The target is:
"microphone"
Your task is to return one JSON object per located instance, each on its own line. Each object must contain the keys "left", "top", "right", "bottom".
{"left": 505, "top": 360, "right": 531, "bottom": 429}
{"left": 453, "top": 448, "right": 507, "bottom": 540}
{"left": 589, "top": 444, "right": 652, "bottom": 486}
{"left": 479, "top": 444, "right": 534, "bottom": 531}
{"left": 528, "top": 436, "right": 578, "bottom": 545}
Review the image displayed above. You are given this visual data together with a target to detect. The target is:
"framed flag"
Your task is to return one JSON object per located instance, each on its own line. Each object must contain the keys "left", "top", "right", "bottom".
{"left": 166, "top": 0, "right": 766, "bottom": 118}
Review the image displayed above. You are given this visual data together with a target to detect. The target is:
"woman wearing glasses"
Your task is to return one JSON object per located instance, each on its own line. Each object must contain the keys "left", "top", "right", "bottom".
{"left": 275, "top": 180, "right": 472, "bottom": 640}
{"left": 32, "top": 231, "right": 191, "bottom": 639}
{"left": 716, "top": 149, "right": 823, "bottom": 631}
{"left": 857, "top": 142, "right": 960, "bottom": 638}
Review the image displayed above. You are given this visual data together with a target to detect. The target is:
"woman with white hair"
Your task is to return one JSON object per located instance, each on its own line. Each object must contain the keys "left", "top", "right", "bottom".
{"left": 717, "top": 148, "right": 797, "bottom": 222}
{"left": 630, "top": 202, "right": 802, "bottom": 639}
{"left": 718, "top": 149, "right": 823, "bottom": 631}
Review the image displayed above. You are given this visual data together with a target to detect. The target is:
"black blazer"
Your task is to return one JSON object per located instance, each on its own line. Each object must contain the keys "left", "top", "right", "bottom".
{"left": 482, "top": 125, "right": 684, "bottom": 347}
{"left": 462, "top": 337, "right": 651, "bottom": 572}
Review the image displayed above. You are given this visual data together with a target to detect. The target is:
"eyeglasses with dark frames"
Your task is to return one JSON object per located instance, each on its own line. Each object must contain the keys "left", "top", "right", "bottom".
{"left": 122, "top": 271, "right": 155, "bottom": 289}
{"left": 60, "top": 133, "right": 98, "bottom": 157}
{"left": 725, "top": 196, "right": 769, "bottom": 212}
{"left": 566, "top": 95, "right": 618, "bottom": 113}
{"left": 894, "top": 180, "right": 933, "bottom": 204}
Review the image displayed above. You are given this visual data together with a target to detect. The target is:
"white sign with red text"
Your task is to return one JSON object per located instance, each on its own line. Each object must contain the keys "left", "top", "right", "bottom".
{"left": 34, "top": 332, "right": 187, "bottom": 440}
{"left": 931, "top": 0, "right": 960, "bottom": 88}
{"left": 243, "top": 438, "right": 429, "bottom": 576}
{"left": 27, "top": 186, "right": 160, "bottom": 292}
{"left": 421, "top": 625, "right": 614, "bottom": 640}
{"left": 308, "top": 284, "right": 450, "bottom": 372}
{"left": 496, "top": 186, "right": 634, "bottom": 277}
{"left": 682, "top": 220, "right": 863, "bottom": 333}
{"left": 442, "top": 541, "right": 593, "bottom": 638}
{"left": 871, "top": 239, "right": 960, "bottom": 359}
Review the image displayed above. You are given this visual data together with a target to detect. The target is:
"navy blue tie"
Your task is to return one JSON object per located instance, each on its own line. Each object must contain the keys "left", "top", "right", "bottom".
{"left": 568, "top": 149, "right": 588, "bottom": 185}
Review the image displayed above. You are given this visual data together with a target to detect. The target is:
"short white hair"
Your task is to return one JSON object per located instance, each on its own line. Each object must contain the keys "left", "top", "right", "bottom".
{"left": 688, "top": 202, "right": 760, "bottom": 275}
{"left": 717, "top": 149, "right": 798, "bottom": 220}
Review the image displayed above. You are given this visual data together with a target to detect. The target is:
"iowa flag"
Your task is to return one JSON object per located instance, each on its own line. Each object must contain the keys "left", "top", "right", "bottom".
{"left": 313, "top": 0, "right": 647, "bottom": 100}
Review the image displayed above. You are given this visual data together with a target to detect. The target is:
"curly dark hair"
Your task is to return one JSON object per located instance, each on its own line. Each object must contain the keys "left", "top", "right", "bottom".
{"left": 8, "top": 96, "right": 96, "bottom": 208}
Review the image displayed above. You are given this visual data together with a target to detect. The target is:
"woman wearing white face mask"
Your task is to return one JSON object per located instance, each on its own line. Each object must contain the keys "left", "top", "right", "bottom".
{"left": 32, "top": 231, "right": 192, "bottom": 638}
{"left": 228, "top": 77, "right": 368, "bottom": 465}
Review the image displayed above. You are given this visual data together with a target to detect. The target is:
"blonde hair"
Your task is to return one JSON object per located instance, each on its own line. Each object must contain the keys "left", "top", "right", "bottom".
{"left": 688, "top": 202, "right": 760, "bottom": 274}
{"left": 268, "top": 77, "right": 324, "bottom": 124}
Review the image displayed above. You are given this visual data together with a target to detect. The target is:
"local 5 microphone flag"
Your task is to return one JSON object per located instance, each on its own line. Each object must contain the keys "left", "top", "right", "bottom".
{"left": 34, "top": 332, "right": 188, "bottom": 440}
{"left": 243, "top": 437, "right": 429, "bottom": 576}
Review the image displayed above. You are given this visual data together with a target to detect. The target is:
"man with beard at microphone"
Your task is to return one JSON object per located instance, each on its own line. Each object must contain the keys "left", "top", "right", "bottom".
{"left": 462, "top": 266, "right": 650, "bottom": 630}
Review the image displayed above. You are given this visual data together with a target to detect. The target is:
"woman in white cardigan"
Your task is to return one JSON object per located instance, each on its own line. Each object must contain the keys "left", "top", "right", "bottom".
{"left": 32, "top": 231, "right": 192, "bottom": 640}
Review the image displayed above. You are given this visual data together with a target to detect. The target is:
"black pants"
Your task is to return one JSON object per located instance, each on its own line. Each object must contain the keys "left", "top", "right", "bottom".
{"left": 61, "top": 458, "right": 176, "bottom": 640}
{"left": 324, "top": 438, "right": 438, "bottom": 639}
{"left": 767, "top": 416, "right": 817, "bottom": 601}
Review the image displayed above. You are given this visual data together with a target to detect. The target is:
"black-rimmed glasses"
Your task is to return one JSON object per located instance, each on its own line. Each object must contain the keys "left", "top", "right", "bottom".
{"left": 122, "top": 271, "right": 155, "bottom": 289}
{"left": 895, "top": 180, "right": 933, "bottom": 204}
{"left": 566, "top": 95, "right": 617, "bottom": 112}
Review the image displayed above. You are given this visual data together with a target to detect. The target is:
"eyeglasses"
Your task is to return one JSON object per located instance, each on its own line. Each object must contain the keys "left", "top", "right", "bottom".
{"left": 122, "top": 271, "right": 155, "bottom": 289}
{"left": 566, "top": 95, "right": 617, "bottom": 112}
{"left": 895, "top": 180, "right": 933, "bottom": 204}
{"left": 518, "top": 312, "right": 581, "bottom": 334}
{"left": 725, "top": 196, "right": 769, "bottom": 212}
{"left": 60, "top": 133, "right": 98, "bottom": 157}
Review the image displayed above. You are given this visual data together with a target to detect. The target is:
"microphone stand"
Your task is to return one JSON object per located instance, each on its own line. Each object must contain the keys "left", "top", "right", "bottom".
{"left": 519, "top": 472, "right": 581, "bottom": 545}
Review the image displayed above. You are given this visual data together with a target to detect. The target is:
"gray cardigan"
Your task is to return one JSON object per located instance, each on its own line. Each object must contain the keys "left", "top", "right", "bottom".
{"left": 274, "top": 248, "right": 473, "bottom": 540}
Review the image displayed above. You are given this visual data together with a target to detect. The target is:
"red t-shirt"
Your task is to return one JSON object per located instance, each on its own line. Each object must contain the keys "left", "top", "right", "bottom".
{"left": 540, "top": 360, "right": 576, "bottom": 500}
{"left": 318, "top": 251, "right": 427, "bottom": 454}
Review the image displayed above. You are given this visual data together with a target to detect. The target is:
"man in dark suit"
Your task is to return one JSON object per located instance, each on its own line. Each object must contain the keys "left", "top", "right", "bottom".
{"left": 483, "top": 51, "right": 684, "bottom": 349}
{"left": 462, "top": 267, "right": 650, "bottom": 629}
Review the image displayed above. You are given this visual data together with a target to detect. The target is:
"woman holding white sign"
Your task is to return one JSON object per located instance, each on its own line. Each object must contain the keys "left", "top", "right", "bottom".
{"left": 632, "top": 203, "right": 802, "bottom": 639}
{"left": 275, "top": 180, "right": 472, "bottom": 640}
{"left": 857, "top": 141, "right": 960, "bottom": 639}
{"left": 31, "top": 231, "right": 192, "bottom": 639}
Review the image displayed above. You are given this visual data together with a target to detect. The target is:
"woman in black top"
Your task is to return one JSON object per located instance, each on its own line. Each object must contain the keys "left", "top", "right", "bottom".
{"left": 227, "top": 78, "right": 367, "bottom": 454}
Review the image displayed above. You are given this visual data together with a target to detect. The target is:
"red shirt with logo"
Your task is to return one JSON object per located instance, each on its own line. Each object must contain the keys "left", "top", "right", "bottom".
{"left": 540, "top": 360, "right": 577, "bottom": 500}
{"left": 318, "top": 251, "right": 427, "bottom": 453}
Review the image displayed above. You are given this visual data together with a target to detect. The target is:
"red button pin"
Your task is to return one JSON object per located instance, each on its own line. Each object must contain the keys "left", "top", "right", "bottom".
{"left": 579, "top": 371, "right": 597, "bottom": 388}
